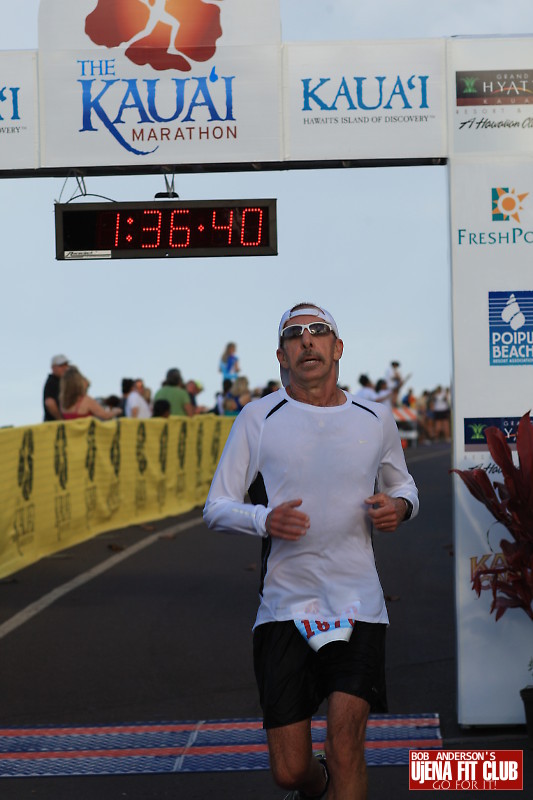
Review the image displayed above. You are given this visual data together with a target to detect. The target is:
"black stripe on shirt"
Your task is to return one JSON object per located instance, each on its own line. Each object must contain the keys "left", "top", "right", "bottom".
{"left": 352, "top": 400, "right": 378, "bottom": 418}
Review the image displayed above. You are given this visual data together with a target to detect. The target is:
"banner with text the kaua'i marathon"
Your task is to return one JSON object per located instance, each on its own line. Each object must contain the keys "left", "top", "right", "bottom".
{"left": 37, "top": 0, "right": 282, "bottom": 168}
{"left": 0, "top": 51, "right": 39, "bottom": 170}
{"left": 283, "top": 39, "right": 447, "bottom": 161}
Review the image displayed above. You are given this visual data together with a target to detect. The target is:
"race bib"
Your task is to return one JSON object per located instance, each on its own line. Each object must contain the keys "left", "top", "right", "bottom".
{"left": 294, "top": 618, "right": 355, "bottom": 652}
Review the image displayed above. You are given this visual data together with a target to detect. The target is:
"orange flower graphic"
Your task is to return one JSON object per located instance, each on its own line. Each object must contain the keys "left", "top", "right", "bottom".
{"left": 85, "top": 0, "right": 223, "bottom": 72}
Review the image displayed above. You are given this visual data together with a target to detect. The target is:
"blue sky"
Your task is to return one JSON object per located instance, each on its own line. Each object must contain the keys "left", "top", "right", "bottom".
{"left": 1, "top": 1, "right": 533, "bottom": 426}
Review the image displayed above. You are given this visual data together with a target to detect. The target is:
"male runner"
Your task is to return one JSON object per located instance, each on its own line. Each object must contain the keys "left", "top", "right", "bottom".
{"left": 204, "top": 302, "right": 419, "bottom": 800}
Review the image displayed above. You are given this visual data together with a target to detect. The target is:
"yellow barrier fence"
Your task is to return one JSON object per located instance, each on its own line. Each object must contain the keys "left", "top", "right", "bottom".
{"left": 0, "top": 415, "right": 233, "bottom": 580}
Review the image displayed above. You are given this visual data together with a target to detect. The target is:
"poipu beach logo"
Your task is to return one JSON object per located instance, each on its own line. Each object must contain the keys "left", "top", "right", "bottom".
{"left": 489, "top": 291, "right": 533, "bottom": 365}
{"left": 85, "top": 0, "right": 223, "bottom": 73}
{"left": 492, "top": 187, "right": 528, "bottom": 223}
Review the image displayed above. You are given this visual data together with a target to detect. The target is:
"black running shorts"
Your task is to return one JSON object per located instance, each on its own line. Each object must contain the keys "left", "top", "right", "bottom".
{"left": 253, "top": 619, "right": 387, "bottom": 729}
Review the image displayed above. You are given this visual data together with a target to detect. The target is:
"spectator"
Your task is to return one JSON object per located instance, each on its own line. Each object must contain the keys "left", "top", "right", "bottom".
{"left": 354, "top": 374, "right": 377, "bottom": 402}
{"left": 152, "top": 398, "right": 171, "bottom": 418}
{"left": 186, "top": 379, "right": 208, "bottom": 413}
{"left": 401, "top": 388, "right": 416, "bottom": 408}
{"left": 43, "top": 354, "right": 69, "bottom": 421}
{"left": 432, "top": 386, "right": 451, "bottom": 441}
{"left": 153, "top": 368, "right": 195, "bottom": 417}
{"left": 125, "top": 378, "right": 151, "bottom": 419}
{"left": 224, "top": 376, "right": 252, "bottom": 416}
{"left": 60, "top": 366, "right": 121, "bottom": 420}
{"left": 212, "top": 378, "right": 233, "bottom": 415}
{"left": 261, "top": 379, "right": 280, "bottom": 397}
{"left": 219, "top": 342, "right": 240, "bottom": 382}
{"left": 355, "top": 375, "right": 393, "bottom": 404}
{"left": 416, "top": 390, "right": 434, "bottom": 444}
{"left": 101, "top": 394, "right": 123, "bottom": 414}
{"left": 375, "top": 378, "right": 393, "bottom": 409}
{"left": 120, "top": 378, "right": 135, "bottom": 414}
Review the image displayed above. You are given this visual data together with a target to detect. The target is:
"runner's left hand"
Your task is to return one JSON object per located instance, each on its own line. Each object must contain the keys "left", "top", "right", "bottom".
{"left": 365, "top": 493, "right": 406, "bottom": 532}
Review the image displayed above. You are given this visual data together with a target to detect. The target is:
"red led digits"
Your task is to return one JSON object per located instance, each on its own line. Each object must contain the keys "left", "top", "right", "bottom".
{"left": 141, "top": 209, "right": 162, "bottom": 249}
{"left": 212, "top": 209, "right": 233, "bottom": 244}
{"left": 169, "top": 210, "right": 191, "bottom": 248}
{"left": 241, "top": 208, "right": 263, "bottom": 247}
{"left": 56, "top": 200, "right": 275, "bottom": 259}
{"left": 114, "top": 213, "right": 121, "bottom": 248}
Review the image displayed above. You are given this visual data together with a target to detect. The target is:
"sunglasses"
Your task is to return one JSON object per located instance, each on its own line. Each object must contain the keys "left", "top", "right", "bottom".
{"left": 281, "top": 321, "right": 334, "bottom": 340}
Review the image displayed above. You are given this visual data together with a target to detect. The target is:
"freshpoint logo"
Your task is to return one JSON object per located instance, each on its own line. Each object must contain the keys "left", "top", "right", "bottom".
{"left": 458, "top": 187, "right": 533, "bottom": 246}
{"left": 492, "top": 187, "right": 528, "bottom": 222}
{"left": 489, "top": 291, "right": 533, "bottom": 365}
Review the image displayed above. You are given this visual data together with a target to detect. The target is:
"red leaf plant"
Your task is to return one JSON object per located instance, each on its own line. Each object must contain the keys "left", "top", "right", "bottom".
{"left": 451, "top": 411, "right": 533, "bottom": 622}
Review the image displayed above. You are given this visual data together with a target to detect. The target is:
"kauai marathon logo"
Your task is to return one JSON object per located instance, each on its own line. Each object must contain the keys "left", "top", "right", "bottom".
{"left": 456, "top": 69, "right": 533, "bottom": 132}
{"left": 457, "top": 186, "right": 533, "bottom": 247}
{"left": 78, "top": 0, "right": 234, "bottom": 155}
{"left": 300, "top": 72, "right": 434, "bottom": 127}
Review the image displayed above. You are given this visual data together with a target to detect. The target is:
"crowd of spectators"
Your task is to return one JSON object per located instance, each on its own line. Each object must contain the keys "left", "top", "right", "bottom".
{"left": 42, "top": 351, "right": 451, "bottom": 442}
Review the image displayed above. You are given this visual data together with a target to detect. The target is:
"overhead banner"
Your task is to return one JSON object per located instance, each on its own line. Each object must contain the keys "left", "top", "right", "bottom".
{"left": 37, "top": 0, "right": 282, "bottom": 168}
{"left": 449, "top": 156, "right": 533, "bottom": 726}
{"left": 283, "top": 39, "right": 447, "bottom": 161}
{"left": 0, "top": 51, "right": 39, "bottom": 170}
{"left": 448, "top": 36, "right": 533, "bottom": 155}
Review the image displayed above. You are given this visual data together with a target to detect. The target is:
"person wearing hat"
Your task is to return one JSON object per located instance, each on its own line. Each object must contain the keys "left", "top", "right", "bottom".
{"left": 204, "top": 303, "right": 419, "bottom": 800}
{"left": 185, "top": 379, "right": 208, "bottom": 414}
{"left": 43, "top": 354, "right": 69, "bottom": 421}
{"left": 153, "top": 368, "right": 195, "bottom": 417}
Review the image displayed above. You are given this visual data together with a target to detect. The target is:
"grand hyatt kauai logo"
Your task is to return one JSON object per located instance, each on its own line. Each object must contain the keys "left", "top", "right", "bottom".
{"left": 464, "top": 416, "right": 533, "bottom": 451}
{"left": 457, "top": 187, "right": 532, "bottom": 246}
{"left": 456, "top": 70, "right": 533, "bottom": 106}
{"left": 85, "top": 0, "right": 223, "bottom": 72}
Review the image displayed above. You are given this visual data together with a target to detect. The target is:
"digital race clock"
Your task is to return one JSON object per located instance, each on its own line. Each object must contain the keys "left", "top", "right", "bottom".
{"left": 55, "top": 199, "right": 277, "bottom": 260}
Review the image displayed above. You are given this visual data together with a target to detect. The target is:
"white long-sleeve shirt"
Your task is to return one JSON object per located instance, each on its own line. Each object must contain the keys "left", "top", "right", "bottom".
{"left": 204, "top": 388, "right": 418, "bottom": 628}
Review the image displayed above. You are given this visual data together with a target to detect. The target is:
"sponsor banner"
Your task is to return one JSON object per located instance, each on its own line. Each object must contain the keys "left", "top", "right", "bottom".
{"left": 0, "top": 415, "right": 232, "bottom": 581}
{"left": 489, "top": 290, "right": 533, "bottom": 365}
{"left": 0, "top": 51, "right": 39, "bottom": 170}
{"left": 464, "top": 415, "right": 533, "bottom": 451}
{"left": 283, "top": 39, "right": 446, "bottom": 161}
{"left": 37, "top": 0, "right": 282, "bottom": 168}
{"left": 448, "top": 36, "right": 533, "bottom": 154}
{"left": 409, "top": 750, "right": 523, "bottom": 791}
{"left": 450, "top": 157, "right": 533, "bottom": 725}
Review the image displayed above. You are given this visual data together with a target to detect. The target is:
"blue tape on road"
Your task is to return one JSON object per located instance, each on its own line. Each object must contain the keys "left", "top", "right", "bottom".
{"left": 0, "top": 714, "right": 441, "bottom": 777}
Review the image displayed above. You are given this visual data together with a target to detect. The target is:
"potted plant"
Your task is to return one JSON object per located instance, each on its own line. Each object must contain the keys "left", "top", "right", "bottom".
{"left": 451, "top": 410, "right": 533, "bottom": 735}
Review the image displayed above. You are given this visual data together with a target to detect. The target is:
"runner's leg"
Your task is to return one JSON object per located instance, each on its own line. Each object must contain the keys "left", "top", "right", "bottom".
{"left": 324, "top": 691, "right": 370, "bottom": 800}
{"left": 267, "top": 718, "right": 327, "bottom": 796}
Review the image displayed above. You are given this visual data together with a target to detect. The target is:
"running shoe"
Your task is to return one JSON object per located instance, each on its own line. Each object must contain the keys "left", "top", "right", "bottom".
{"left": 283, "top": 754, "right": 329, "bottom": 799}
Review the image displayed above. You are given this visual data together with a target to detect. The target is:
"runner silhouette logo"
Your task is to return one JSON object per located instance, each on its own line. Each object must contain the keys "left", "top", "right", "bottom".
{"left": 85, "top": 0, "right": 223, "bottom": 72}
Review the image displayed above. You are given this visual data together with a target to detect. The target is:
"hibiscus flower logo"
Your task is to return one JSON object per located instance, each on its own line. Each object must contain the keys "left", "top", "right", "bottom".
{"left": 85, "top": 0, "right": 223, "bottom": 72}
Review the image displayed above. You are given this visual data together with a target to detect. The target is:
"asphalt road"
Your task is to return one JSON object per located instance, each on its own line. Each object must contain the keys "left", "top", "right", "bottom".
{"left": 0, "top": 442, "right": 530, "bottom": 799}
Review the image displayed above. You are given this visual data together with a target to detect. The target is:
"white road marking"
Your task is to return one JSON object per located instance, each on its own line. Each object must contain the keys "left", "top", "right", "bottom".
{"left": 0, "top": 517, "right": 202, "bottom": 641}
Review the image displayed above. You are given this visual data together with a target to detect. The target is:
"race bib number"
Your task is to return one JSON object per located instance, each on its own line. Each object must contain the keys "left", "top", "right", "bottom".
{"left": 294, "top": 618, "right": 355, "bottom": 651}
